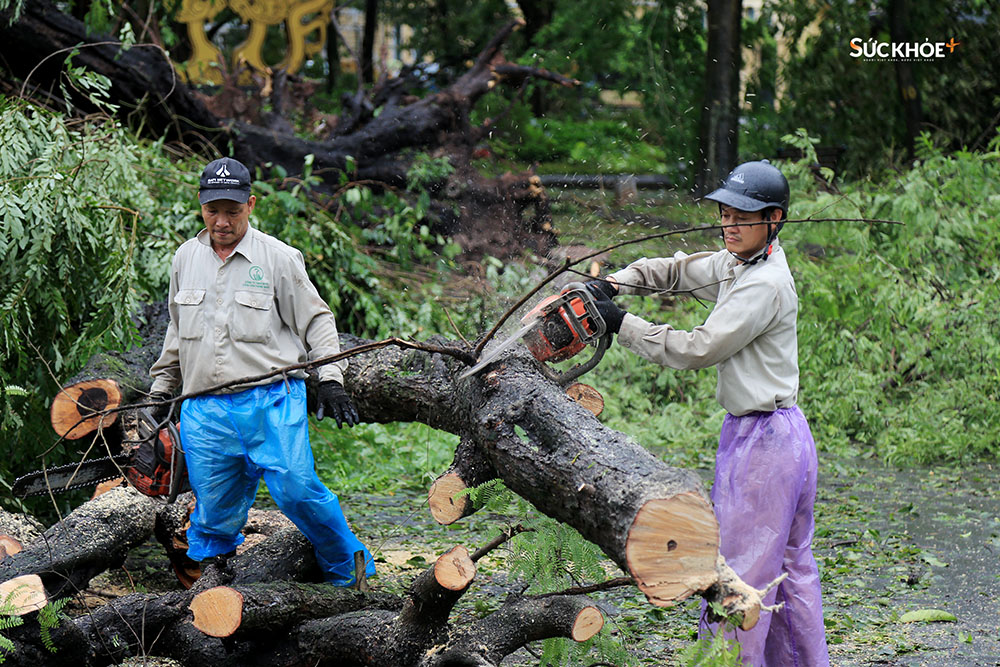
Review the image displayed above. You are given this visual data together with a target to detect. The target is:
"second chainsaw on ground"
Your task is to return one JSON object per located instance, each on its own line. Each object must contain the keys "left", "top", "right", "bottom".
{"left": 12, "top": 408, "right": 189, "bottom": 503}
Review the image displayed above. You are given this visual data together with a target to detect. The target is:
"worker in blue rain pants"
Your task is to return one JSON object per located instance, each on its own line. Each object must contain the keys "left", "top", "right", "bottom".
{"left": 148, "top": 156, "right": 375, "bottom": 586}
{"left": 585, "top": 161, "right": 829, "bottom": 666}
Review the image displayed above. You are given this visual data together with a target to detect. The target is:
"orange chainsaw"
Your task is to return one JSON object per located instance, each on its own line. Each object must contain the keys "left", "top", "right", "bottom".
{"left": 12, "top": 409, "right": 190, "bottom": 503}
{"left": 459, "top": 282, "right": 610, "bottom": 385}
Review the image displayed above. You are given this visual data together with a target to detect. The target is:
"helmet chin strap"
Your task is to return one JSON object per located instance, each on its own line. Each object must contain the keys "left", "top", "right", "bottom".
{"left": 730, "top": 223, "right": 778, "bottom": 265}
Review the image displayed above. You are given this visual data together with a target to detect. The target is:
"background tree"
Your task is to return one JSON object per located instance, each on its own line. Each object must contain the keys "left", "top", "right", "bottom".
{"left": 361, "top": 0, "right": 378, "bottom": 83}
{"left": 694, "top": 0, "right": 742, "bottom": 196}
{"left": 888, "top": 0, "right": 922, "bottom": 159}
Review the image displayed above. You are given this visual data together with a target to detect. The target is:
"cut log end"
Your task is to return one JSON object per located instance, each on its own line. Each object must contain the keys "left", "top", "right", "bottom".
{"left": 190, "top": 586, "right": 244, "bottom": 638}
{"left": 0, "top": 574, "right": 48, "bottom": 615}
{"left": 0, "top": 536, "right": 23, "bottom": 558}
{"left": 571, "top": 606, "right": 604, "bottom": 642}
{"left": 428, "top": 473, "right": 470, "bottom": 525}
{"left": 625, "top": 492, "right": 720, "bottom": 607}
{"left": 565, "top": 383, "right": 604, "bottom": 417}
{"left": 434, "top": 545, "right": 476, "bottom": 591}
{"left": 50, "top": 379, "right": 122, "bottom": 439}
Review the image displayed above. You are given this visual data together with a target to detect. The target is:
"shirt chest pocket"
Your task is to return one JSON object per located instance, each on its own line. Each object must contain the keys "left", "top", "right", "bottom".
{"left": 174, "top": 289, "right": 206, "bottom": 340}
{"left": 231, "top": 290, "right": 274, "bottom": 343}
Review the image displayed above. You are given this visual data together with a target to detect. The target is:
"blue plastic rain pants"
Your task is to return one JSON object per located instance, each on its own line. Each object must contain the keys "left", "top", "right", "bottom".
{"left": 700, "top": 407, "right": 830, "bottom": 666}
{"left": 179, "top": 378, "right": 375, "bottom": 586}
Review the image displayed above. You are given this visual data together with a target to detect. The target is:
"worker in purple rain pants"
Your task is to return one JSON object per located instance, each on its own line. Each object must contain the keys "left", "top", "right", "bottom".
{"left": 148, "top": 156, "right": 375, "bottom": 587}
{"left": 585, "top": 160, "right": 829, "bottom": 666}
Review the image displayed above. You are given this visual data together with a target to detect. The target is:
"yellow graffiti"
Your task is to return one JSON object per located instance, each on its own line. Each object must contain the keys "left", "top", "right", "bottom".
{"left": 171, "top": 0, "right": 333, "bottom": 84}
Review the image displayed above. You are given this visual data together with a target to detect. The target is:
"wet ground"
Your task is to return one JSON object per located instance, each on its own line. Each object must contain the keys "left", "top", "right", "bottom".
{"left": 99, "top": 456, "right": 1000, "bottom": 666}
{"left": 816, "top": 458, "right": 1000, "bottom": 666}
{"left": 358, "top": 457, "right": 1000, "bottom": 666}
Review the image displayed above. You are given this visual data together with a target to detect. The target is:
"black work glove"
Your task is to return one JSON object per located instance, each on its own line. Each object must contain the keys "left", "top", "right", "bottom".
{"left": 585, "top": 279, "right": 618, "bottom": 300}
{"left": 148, "top": 392, "right": 172, "bottom": 424}
{"left": 589, "top": 288, "right": 627, "bottom": 334}
{"left": 316, "top": 380, "right": 359, "bottom": 428}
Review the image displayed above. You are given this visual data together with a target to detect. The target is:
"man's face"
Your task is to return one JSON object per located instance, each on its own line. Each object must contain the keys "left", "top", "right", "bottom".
{"left": 720, "top": 206, "right": 779, "bottom": 258}
{"left": 201, "top": 195, "right": 256, "bottom": 251}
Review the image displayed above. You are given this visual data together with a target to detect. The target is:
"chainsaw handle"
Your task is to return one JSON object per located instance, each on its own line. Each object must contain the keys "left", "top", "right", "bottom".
{"left": 541, "top": 332, "right": 611, "bottom": 387}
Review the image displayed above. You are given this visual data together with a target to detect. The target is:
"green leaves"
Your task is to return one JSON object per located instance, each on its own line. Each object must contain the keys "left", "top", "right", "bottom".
{"left": 0, "top": 95, "right": 199, "bottom": 484}
{"left": 784, "top": 134, "right": 1000, "bottom": 463}
{"left": 899, "top": 609, "right": 957, "bottom": 624}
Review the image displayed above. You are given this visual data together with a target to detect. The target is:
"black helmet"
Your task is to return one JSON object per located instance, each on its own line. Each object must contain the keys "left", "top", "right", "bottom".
{"left": 704, "top": 160, "right": 789, "bottom": 219}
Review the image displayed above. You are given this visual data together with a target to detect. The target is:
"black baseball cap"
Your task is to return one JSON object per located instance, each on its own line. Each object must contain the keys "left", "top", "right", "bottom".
{"left": 198, "top": 157, "right": 252, "bottom": 205}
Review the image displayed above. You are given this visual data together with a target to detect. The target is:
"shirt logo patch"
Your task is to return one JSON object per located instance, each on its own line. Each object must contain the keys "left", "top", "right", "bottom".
{"left": 243, "top": 265, "right": 270, "bottom": 289}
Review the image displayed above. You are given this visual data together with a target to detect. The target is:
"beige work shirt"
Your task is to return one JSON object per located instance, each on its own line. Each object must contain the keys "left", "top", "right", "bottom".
{"left": 150, "top": 225, "right": 346, "bottom": 396}
{"left": 608, "top": 240, "right": 799, "bottom": 416}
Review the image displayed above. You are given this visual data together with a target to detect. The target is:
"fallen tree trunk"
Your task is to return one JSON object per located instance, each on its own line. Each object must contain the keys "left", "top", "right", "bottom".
{"left": 344, "top": 334, "right": 722, "bottom": 606}
{"left": 1, "top": 528, "right": 599, "bottom": 666}
{"left": 0, "top": 486, "right": 160, "bottom": 598}
{"left": 2, "top": 321, "right": 772, "bottom": 663}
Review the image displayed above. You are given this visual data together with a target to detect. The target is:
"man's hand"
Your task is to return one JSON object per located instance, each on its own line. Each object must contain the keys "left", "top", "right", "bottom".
{"left": 585, "top": 279, "right": 618, "bottom": 300}
{"left": 589, "top": 289, "right": 627, "bottom": 334}
{"left": 148, "top": 392, "right": 173, "bottom": 423}
{"left": 316, "top": 380, "right": 360, "bottom": 429}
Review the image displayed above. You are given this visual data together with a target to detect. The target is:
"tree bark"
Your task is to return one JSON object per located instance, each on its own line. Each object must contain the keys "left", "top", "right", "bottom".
{"left": 0, "top": 486, "right": 160, "bottom": 598}
{"left": 344, "top": 334, "right": 722, "bottom": 606}
{"left": 695, "top": 0, "right": 743, "bottom": 196}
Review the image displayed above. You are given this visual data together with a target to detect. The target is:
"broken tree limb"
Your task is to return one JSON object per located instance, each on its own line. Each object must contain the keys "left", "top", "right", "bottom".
{"left": 48, "top": 303, "right": 170, "bottom": 440}
{"left": 428, "top": 436, "right": 498, "bottom": 524}
{"left": 420, "top": 595, "right": 604, "bottom": 667}
{"left": 189, "top": 581, "right": 402, "bottom": 639}
{"left": 0, "top": 6, "right": 566, "bottom": 258}
{"left": 188, "top": 526, "right": 323, "bottom": 593}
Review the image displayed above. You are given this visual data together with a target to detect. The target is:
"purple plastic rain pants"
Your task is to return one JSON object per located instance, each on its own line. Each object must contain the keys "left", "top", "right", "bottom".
{"left": 179, "top": 378, "right": 375, "bottom": 586}
{"left": 700, "top": 407, "right": 830, "bottom": 666}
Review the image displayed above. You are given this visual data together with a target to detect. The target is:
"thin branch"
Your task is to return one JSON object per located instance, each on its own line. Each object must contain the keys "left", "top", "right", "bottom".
{"left": 472, "top": 216, "right": 901, "bottom": 357}
{"left": 443, "top": 307, "right": 472, "bottom": 347}
{"left": 470, "top": 524, "right": 533, "bottom": 562}
{"left": 534, "top": 576, "right": 635, "bottom": 598}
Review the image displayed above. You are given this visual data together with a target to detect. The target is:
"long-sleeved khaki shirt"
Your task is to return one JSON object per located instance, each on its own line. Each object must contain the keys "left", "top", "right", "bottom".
{"left": 607, "top": 240, "right": 799, "bottom": 416}
{"left": 150, "top": 225, "right": 346, "bottom": 396}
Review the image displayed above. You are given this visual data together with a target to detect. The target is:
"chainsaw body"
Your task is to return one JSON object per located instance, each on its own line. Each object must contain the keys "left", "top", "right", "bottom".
{"left": 520, "top": 283, "right": 609, "bottom": 384}
{"left": 128, "top": 410, "right": 189, "bottom": 502}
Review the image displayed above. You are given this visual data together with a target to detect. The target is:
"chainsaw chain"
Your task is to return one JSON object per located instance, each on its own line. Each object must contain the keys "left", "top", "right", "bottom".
{"left": 12, "top": 454, "right": 131, "bottom": 497}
